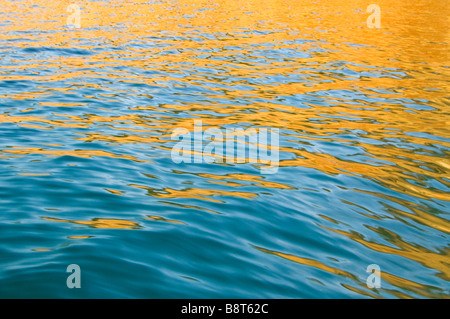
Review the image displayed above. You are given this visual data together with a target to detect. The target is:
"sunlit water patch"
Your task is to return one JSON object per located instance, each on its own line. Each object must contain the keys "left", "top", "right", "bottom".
{"left": 0, "top": 0, "right": 449, "bottom": 298}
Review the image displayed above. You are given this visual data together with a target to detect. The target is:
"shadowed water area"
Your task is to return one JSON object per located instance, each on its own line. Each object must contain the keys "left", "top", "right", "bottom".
{"left": 0, "top": 0, "right": 449, "bottom": 298}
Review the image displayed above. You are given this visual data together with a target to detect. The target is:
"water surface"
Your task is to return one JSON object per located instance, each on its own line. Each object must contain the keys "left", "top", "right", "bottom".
{"left": 0, "top": 0, "right": 449, "bottom": 298}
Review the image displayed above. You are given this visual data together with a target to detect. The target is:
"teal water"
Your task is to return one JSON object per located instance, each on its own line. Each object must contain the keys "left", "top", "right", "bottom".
{"left": 0, "top": 0, "right": 449, "bottom": 298}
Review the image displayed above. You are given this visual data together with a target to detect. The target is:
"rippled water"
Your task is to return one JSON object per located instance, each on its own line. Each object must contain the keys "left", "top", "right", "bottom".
{"left": 0, "top": 0, "right": 449, "bottom": 298}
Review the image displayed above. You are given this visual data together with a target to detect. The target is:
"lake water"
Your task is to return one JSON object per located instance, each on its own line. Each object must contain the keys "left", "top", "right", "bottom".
{"left": 0, "top": 0, "right": 449, "bottom": 298}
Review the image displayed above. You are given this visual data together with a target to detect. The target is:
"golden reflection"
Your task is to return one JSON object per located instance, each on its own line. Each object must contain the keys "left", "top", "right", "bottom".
{"left": 1, "top": 0, "right": 449, "bottom": 298}
{"left": 1, "top": 146, "right": 150, "bottom": 163}
{"left": 42, "top": 217, "right": 141, "bottom": 229}
{"left": 351, "top": 189, "right": 450, "bottom": 234}
{"left": 130, "top": 184, "right": 257, "bottom": 203}
{"left": 172, "top": 170, "right": 296, "bottom": 189}
{"left": 105, "top": 189, "right": 124, "bottom": 196}
{"left": 321, "top": 225, "right": 450, "bottom": 282}
{"left": 255, "top": 246, "right": 449, "bottom": 298}
{"left": 145, "top": 215, "right": 186, "bottom": 225}
{"left": 68, "top": 235, "right": 93, "bottom": 239}
{"left": 159, "top": 201, "right": 221, "bottom": 215}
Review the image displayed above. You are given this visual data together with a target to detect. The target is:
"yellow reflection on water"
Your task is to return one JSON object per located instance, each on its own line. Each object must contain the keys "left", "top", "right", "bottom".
{"left": 1, "top": 0, "right": 447, "bottom": 201}
{"left": 322, "top": 225, "right": 450, "bottom": 282}
{"left": 255, "top": 246, "right": 449, "bottom": 298}
{"left": 130, "top": 183, "right": 257, "bottom": 203}
{"left": 68, "top": 235, "right": 93, "bottom": 239}
{"left": 2, "top": 146, "right": 149, "bottom": 163}
{"left": 145, "top": 215, "right": 186, "bottom": 225}
{"left": 42, "top": 216, "right": 141, "bottom": 229}
{"left": 1, "top": 0, "right": 449, "bottom": 298}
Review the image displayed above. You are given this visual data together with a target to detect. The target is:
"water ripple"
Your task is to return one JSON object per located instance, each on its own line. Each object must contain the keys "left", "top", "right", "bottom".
{"left": 0, "top": 0, "right": 449, "bottom": 298}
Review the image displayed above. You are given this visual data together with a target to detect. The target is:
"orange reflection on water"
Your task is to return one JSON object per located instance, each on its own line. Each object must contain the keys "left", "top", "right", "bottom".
{"left": 322, "top": 225, "right": 450, "bottom": 282}
{"left": 1, "top": 0, "right": 448, "bottom": 298}
{"left": 42, "top": 216, "right": 141, "bottom": 229}
{"left": 130, "top": 184, "right": 257, "bottom": 203}
{"left": 255, "top": 246, "right": 449, "bottom": 298}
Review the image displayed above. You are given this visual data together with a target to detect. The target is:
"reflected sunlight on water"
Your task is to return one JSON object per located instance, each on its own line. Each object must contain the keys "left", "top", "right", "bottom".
{"left": 0, "top": 0, "right": 448, "bottom": 298}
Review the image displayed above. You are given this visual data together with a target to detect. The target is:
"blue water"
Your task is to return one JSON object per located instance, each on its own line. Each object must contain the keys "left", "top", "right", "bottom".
{"left": 0, "top": 0, "right": 449, "bottom": 298}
